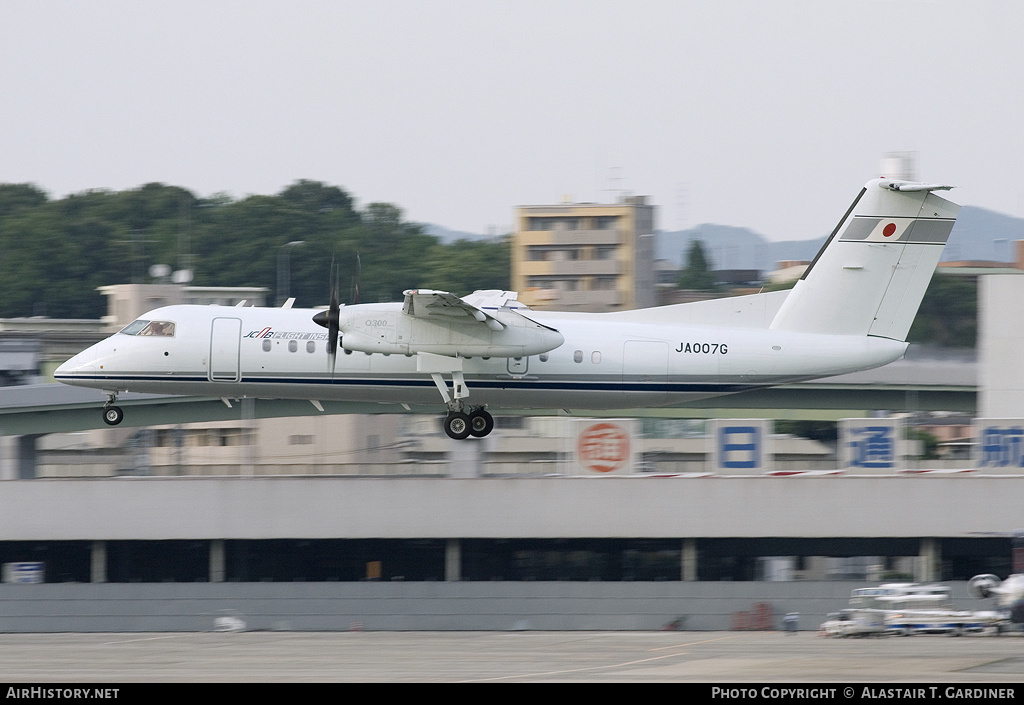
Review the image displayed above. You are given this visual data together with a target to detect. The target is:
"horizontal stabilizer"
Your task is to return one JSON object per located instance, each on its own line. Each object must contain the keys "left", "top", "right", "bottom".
{"left": 880, "top": 181, "right": 954, "bottom": 193}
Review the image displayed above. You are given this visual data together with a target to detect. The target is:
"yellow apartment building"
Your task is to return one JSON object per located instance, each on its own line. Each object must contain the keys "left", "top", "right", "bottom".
{"left": 511, "top": 196, "right": 656, "bottom": 311}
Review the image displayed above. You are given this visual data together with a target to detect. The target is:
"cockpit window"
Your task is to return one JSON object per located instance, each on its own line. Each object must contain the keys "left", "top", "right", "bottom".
{"left": 119, "top": 319, "right": 175, "bottom": 337}
{"left": 119, "top": 320, "right": 150, "bottom": 335}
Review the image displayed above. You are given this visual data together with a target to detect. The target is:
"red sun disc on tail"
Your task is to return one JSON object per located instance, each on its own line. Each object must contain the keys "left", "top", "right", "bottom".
{"left": 882, "top": 222, "right": 897, "bottom": 237}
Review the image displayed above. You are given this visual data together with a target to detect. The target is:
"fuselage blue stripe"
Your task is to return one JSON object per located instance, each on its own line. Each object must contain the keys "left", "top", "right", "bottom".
{"left": 55, "top": 373, "right": 760, "bottom": 394}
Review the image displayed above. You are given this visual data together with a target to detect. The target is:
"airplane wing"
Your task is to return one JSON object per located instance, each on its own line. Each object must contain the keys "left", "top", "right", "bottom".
{"left": 402, "top": 289, "right": 506, "bottom": 331}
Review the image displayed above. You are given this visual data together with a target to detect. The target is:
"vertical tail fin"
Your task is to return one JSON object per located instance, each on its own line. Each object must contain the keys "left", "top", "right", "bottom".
{"left": 769, "top": 178, "right": 959, "bottom": 339}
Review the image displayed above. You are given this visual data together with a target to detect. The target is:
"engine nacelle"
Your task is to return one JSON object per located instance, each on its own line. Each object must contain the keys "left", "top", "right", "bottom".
{"left": 968, "top": 573, "right": 1001, "bottom": 599}
{"left": 338, "top": 308, "right": 563, "bottom": 358}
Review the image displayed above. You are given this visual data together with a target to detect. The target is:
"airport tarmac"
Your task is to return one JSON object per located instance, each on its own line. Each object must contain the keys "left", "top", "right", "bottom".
{"left": 0, "top": 631, "right": 1022, "bottom": 682}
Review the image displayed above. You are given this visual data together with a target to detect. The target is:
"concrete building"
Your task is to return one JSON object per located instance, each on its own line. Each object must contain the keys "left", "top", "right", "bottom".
{"left": 512, "top": 196, "right": 656, "bottom": 311}
{"left": 979, "top": 274, "right": 1024, "bottom": 418}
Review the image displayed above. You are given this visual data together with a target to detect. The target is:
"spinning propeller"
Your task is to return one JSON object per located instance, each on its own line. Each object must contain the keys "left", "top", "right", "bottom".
{"left": 312, "top": 261, "right": 341, "bottom": 373}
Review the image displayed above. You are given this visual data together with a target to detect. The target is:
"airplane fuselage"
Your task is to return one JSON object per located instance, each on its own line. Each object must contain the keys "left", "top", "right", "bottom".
{"left": 56, "top": 302, "right": 909, "bottom": 410}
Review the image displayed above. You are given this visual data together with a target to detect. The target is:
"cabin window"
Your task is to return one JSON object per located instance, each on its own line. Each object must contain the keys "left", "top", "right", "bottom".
{"left": 288, "top": 340, "right": 297, "bottom": 353}
{"left": 539, "top": 353, "right": 549, "bottom": 362}
{"left": 262, "top": 340, "right": 271, "bottom": 352}
{"left": 573, "top": 350, "right": 583, "bottom": 363}
{"left": 120, "top": 319, "right": 175, "bottom": 337}
{"left": 592, "top": 351, "right": 601, "bottom": 364}
{"left": 306, "top": 341, "right": 316, "bottom": 353}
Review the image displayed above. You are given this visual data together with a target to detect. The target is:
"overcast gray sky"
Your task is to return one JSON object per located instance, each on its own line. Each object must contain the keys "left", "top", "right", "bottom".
{"left": 2, "top": 1, "right": 1022, "bottom": 240}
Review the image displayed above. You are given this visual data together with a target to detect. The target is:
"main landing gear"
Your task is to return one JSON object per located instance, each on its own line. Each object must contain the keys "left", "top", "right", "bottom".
{"left": 443, "top": 406, "right": 494, "bottom": 440}
{"left": 102, "top": 392, "right": 124, "bottom": 426}
{"left": 429, "top": 367, "right": 494, "bottom": 440}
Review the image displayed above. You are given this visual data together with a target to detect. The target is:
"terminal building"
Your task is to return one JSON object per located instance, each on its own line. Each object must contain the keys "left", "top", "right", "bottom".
{"left": 0, "top": 270, "right": 1020, "bottom": 631}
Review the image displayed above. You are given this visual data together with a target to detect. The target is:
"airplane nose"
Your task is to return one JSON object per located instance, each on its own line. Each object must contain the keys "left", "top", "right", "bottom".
{"left": 54, "top": 348, "right": 99, "bottom": 382}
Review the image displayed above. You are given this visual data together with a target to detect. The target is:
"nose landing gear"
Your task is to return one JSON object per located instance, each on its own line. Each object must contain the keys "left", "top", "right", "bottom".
{"left": 102, "top": 392, "right": 124, "bottom": 426}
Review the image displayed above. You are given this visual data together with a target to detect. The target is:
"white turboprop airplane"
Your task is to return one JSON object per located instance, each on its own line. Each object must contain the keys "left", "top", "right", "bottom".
{"left": 55, "top": 178, "right": 959, "bottom": 439}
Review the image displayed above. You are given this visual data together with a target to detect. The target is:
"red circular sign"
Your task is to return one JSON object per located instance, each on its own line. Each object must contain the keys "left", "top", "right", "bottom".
{"left": 882, "top": 222, "right": 897, "bottom": 237}
{"left": 577, "top": 422, "right": 631, "bottom": 473}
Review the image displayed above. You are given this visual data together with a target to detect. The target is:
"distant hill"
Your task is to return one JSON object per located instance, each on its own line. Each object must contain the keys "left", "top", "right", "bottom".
{"left": 422, "top": 224, "right": 502, "bottom": 243}
{"left": 941, "top": 207, "right": 1024, "bottom": 262}
{"left": 657, "top": 206, "right": 1024, "bottom": 273}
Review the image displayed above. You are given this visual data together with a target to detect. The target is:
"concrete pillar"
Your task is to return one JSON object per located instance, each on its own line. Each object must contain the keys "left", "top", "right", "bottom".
{"left": 448, "top": 438, "right": 485, "bottom": 478}
{"left": 0, "top": 436, "right": 17, "bottom": 480}
{"left": 445, "top": 538, "right": 461, "bottom": 581}
{"left": 917, "top": 538, "right": 941, "bottom": 582}
{"left": 979, "top": 275, "right": 1024, "bottom": 418}
{"left": 90, "top": 541, "right": 107, "bottom": 583}
{"left": 241, "top": 398, "right": 257, "bottom": 476}
{"left": 209, "top": 540, "right": 225, "bottom": 583}
{"left": 682, "top": 538, "right": 698, "bottom": 581}
{"left": 16, "top": 435, "right": 40, "bottom": 479}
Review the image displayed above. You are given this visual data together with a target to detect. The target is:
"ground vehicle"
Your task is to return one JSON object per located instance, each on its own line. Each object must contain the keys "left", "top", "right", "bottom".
{"left": 822, "top": 583, "right": 1000, "bottom": 637}
{"left": 818, "top": 609, "right": 887, "bottom": 637}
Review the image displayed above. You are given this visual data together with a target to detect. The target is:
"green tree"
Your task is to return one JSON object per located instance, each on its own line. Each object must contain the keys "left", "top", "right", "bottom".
{"left": 279, "top": 180, "right": 358, "bottom": 224}
{"left": 907, "top": 274, "right": 977, "bottom": 347}
{"left": 349, "top": 203, "right": 438, "bottom": 302}
{"left": 907, "top": 428, "right": 940, "bottom": 459}
{"left": 774, "top": 420, "right": 838, "bottom": 443}
{"left": 0, "top": 178, "right": 515, "bottom": 318}
{"left": 0, "top": 184, "right": 194, "bottom": 317}
{"left": 0, "top": 184, "right": 47, "bottom": 218}
{"left": 677, "top": 240, "right": 717, "bottom": 291}
{"left": 421, "top": 237, "right": 511, "bottom": 295}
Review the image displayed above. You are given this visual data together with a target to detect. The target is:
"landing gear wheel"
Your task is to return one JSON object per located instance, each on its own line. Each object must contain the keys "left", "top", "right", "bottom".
{"left": 443, "top": 411, "right": 471, "bottom": 440}
{"left": 469, "top": 409, "right": 494, "bottom": 438}
{"left": 103, "top": 405, "right": 124, "bottom": 426}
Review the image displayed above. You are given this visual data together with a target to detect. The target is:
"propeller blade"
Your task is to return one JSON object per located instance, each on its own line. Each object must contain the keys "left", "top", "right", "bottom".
{"left": 327, "top": 322, "right": 339, "bottom": 374}
{"left": 351, "top": 251, "right": 361, "bottom": 305}
{"left": 312, "top": 260, "right": 342, "bottom": 375}
{"left": 327, "top": 261, "right": 340, "bottom": 374}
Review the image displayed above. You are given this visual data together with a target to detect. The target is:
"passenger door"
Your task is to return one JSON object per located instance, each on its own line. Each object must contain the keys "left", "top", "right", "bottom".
{"left": 209, "top": 317, "right": 242, "bottom": 382}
